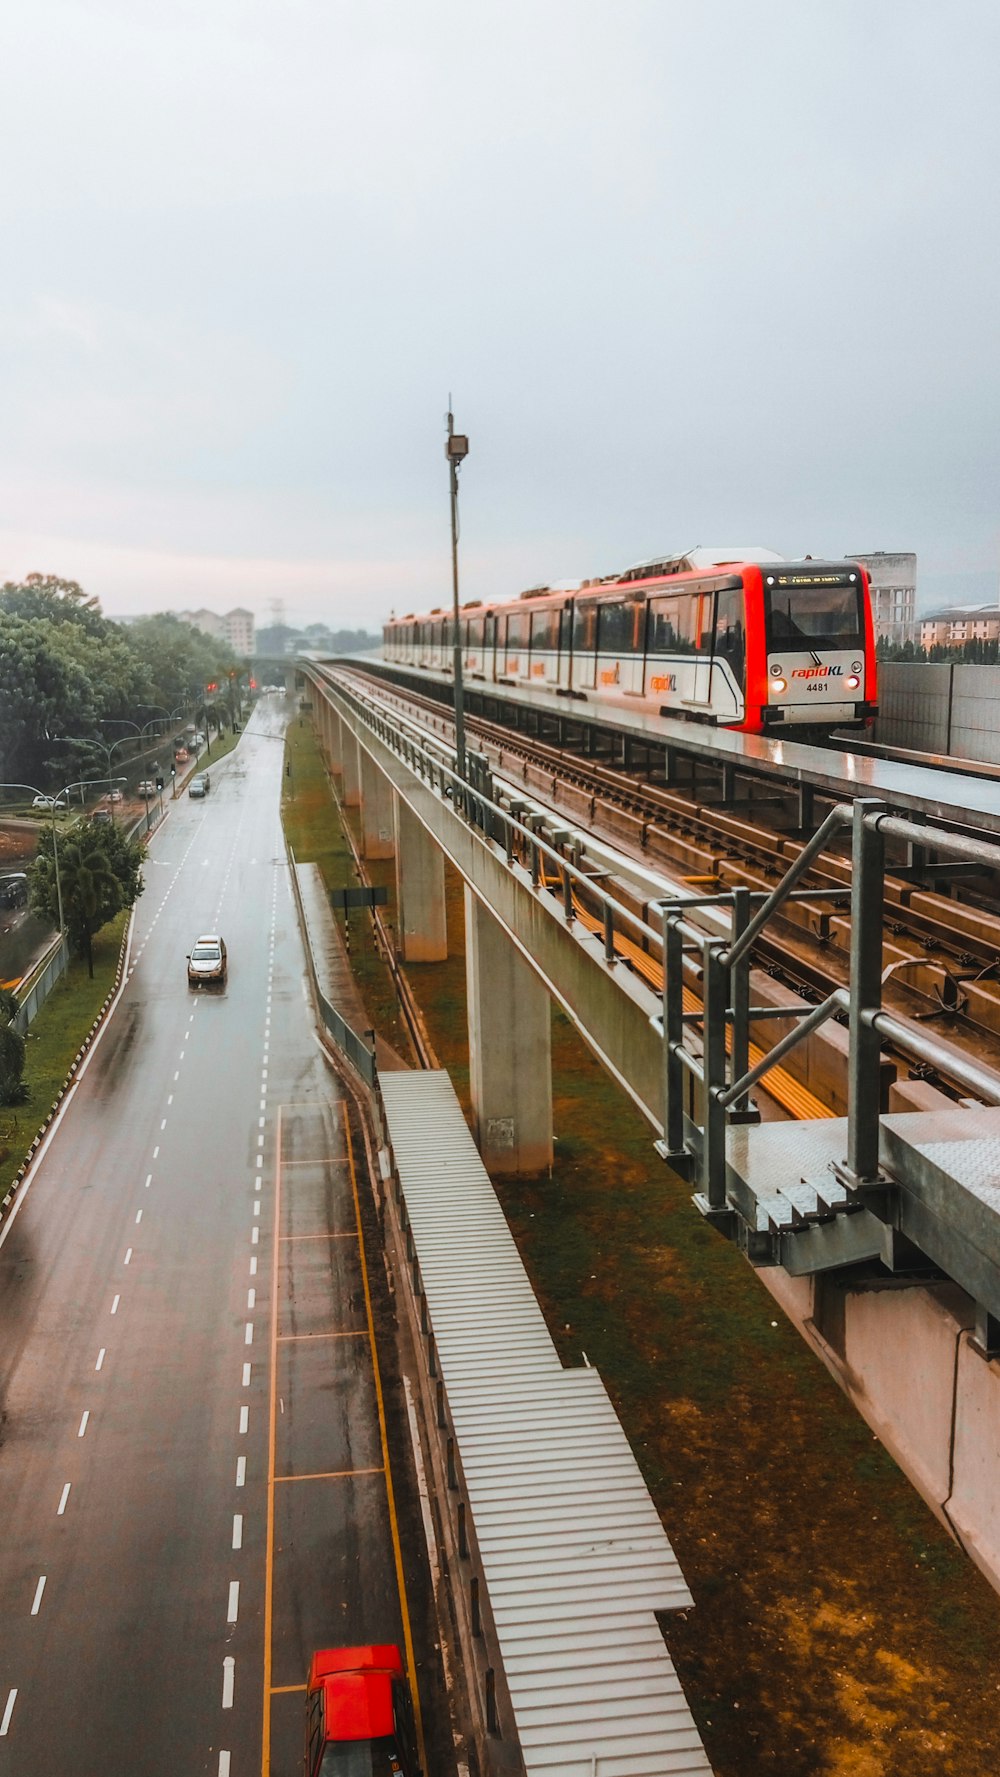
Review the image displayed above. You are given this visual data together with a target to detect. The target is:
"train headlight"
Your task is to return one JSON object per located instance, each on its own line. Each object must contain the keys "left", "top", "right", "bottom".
{"left": 846, "top": 674, "right": 860, "bottom": 689}
{"left": 771, "top": 676, "right": 787, "bottom": 693}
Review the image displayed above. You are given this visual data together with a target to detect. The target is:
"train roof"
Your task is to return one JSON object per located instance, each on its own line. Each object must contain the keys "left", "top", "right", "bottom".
{"left": 621, "top": 546, "right": 784, "bottom": 581}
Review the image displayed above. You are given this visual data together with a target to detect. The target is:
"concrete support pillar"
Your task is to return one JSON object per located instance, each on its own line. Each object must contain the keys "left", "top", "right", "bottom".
{"left": 465, "top": 887, "right": 553, "bottom": 1176}
{"left": 342, "top": 733, "right": 362, "bottom": 807}
{"left": 394, "top": 794, "right": 447, "bottom": 961}
{"left": 359, "top": 745, "right": 395, "bottom": 859}
{"left": 327, "top": 704, "right": 344, "bottom": 771}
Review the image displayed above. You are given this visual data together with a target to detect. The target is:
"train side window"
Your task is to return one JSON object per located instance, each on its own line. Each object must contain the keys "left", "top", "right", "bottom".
{"left": 574, "top": 603, "right": 597, "bottom": 652}
{"left": 598, "top": 599, "right": 636, "bottom": 654}
{"left": 715, "top": 586, "right": 746, "bottom": 685}
{"left": 680, "top": 594, "right": 702, "bottom": 653}
{"left": 531, "top": 609, "right": 559, "bottom": 652}
{"left": 648, "top": 596, "right": 679, "bottom": 651}
{"left": 468, "top": 617, "right": 484, "bottom": 649}
{"left": 506, "top": 611, "right": 529, "bottom": 652}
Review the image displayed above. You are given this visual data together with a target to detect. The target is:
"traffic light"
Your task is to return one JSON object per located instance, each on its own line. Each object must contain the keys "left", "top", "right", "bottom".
{"left": 155, "top": 775, "right": 164, "bottom": 791}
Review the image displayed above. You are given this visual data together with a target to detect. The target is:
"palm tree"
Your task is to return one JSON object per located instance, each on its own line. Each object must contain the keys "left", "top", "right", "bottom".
{"left": 54, "top": 837, "right": 122, "bottom": 978}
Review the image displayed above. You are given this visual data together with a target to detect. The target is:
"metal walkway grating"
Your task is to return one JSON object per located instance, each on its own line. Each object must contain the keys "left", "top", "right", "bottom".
{"left": 379, "top": 1070, "right": 712, "bottom": 1777}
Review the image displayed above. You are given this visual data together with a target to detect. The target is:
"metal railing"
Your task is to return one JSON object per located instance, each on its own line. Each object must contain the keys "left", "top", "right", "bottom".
{"left": 12, "top": 936, "right": 70, "bottom": 1036}
{"left": 285, "top": 839, "right": 376, "bottom": 1089}
{"left": 310, "top": 667, "right": 1000, "bottom": 1231}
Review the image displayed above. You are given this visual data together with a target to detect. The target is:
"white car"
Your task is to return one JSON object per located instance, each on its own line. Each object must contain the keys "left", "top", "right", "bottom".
{"left": 187, "top": 934, "right": 228, "bottom": 987}
{"left": 32, "top": 794, "right": 67, "bottom": 810}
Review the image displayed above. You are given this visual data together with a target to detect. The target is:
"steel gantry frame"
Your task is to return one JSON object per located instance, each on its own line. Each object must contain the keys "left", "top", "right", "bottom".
{"left": 305, "top": 666, "right": 1000, "bottom": 1353}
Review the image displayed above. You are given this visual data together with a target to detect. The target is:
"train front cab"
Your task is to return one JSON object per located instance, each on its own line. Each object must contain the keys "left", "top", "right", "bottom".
{"left": 748, "top": 562, "right": 876, "bottom": 735}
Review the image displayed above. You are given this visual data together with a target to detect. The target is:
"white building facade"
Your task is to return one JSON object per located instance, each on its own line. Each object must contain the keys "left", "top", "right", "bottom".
{"left": 178, "top": 606, "right": 256, "bottom": 655}
{"left": 845, "top": 551, "right": 917, "bottom": 646}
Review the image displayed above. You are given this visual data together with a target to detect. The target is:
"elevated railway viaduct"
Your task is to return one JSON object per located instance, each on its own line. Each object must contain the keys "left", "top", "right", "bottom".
{"left": 294, "top": 655, "right": 1000, "bottom": 1601}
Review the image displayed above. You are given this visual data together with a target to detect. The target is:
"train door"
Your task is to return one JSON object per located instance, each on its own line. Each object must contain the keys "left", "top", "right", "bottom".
{"left": 672, "top": 590, "right": 714, "bottom": 711}
{"left": 484, "top": 612, "right": 497, "bottom": 681}
{"left": 559, "top": 602, "right": 574, "bottom": 690}
{"left": 572, "top": 602, "right": 598, "bottom": 689}
{"left": 712, "top": 583, "right": 746, "bottom": 722}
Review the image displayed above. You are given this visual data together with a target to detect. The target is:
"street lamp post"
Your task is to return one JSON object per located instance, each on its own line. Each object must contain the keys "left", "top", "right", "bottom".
{"left": 53, "top": 733, "right": 144, "bottom": 821}
{"left": 0, "top": 776, "right": 126, "bottom": 955}
{"left": 446, "top": 407, "right": 469, "bottom": 789}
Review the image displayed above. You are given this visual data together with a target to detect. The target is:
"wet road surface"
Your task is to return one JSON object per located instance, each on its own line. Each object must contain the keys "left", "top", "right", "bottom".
{"left": 0, "top": 702, "right": 430, "bottom": 1776}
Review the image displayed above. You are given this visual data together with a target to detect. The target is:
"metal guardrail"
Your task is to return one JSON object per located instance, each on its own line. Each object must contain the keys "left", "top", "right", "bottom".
{"left": 11, "top": 937, "right": 70, "bottom": 1036}
{"left": 285, "top": 839, "right": 376, "bottom": 1089}
{"left": 310, "top": 668, "right": 1000, "bottom": 1249}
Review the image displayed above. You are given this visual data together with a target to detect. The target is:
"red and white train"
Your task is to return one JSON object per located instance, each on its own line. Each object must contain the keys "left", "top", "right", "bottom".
{"left": 382, "top": 547, "right": 877, "bottom": 736}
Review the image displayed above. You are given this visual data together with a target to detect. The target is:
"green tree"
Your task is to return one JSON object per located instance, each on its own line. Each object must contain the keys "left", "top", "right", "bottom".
{"left": 30, "top": 822, "right": 144, "bottom": 977}
{"left": 0, "top": 612, "right": 97, "bottom": 787}
{"left": 0, "top": 987, "right": 27, "bottom": 1106}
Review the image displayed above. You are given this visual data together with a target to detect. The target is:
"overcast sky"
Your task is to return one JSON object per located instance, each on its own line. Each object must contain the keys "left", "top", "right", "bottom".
{"left": 3, "top": 1, "right": 999, "bottom": 628}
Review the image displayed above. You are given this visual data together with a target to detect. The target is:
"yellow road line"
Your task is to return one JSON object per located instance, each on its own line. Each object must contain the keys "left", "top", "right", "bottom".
{"left": 278, "top": 1231, "right": 360, "bottom": 1242}
{"left": 275, "top": 1328, "right": 367, "bottom": 1343}
{"left": 270, "top": 1683, "right": 307, "bottom": 1696}
{"left": 345, "top": 1115, "right": 427, "bottom": 1775}
{"left": 274, "top": 1465, "right": 385, "bottom": 1484}
{"left": 261, "top": 1105, "right": 283, "bottom": 1777}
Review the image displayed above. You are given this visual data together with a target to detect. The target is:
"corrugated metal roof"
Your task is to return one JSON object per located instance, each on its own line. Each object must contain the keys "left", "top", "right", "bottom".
{"left": 379, "top": 1071, "right": 712, "bottom": 1777}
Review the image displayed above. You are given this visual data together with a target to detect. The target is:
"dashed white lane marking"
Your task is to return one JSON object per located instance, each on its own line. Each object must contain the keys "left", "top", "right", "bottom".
{"left": 249, "top": 1257, "right": 257, "bottom": 1276}
{"left": 95, "top": 1348, "right": 106, "bottom": 1371}
{"left": 30, "top": 1576, "right": 46, "bottom": 1615}
{"left": 153, "top": 1145, "right": 160, "bottom": 1159}
{"left": 167, "top": 1095, "right": 173, "bottom": 1107}
{"left": 247, "top": 1289, "right": 256, "bottom": 1310}
{"left": 78, "top": 1411, "right": 89, "bottom": 1438}
{"left": 236, "top": 1457, "right": 246, "bottom": 1487}
{"left": 255, "top": 1175, "right": 262, "bottom": 1191}
{"left": 135, "top": 1210, "right": 142, "bottom": 1225}
{"left": 227, "top": 1581, "right": 239, "bottom": 1623}
{"left": 242, "top": 1362, "right": 251, "bottom": 1385}
{"left": 144, "top": 1173, "right": 152, "bottom": 1189}
{"left": 239, "top": 1406, "right": 249, "bottom": 1434}
{"left": 160, "top": 1119, "right": 167, "bottom": 1130}
{"left": 124, "top": 1248, "right": 133, "bottom": 1265}
{"left": 1, "top": 1690, "right": 17, "bottom": 1735}
{"left": 253, "top": 1201, "right": 261, "bottom": 1217}
{"left": 244, "top": 1322, "right": 253, "bottom": 1344}
{"left": 57, "top": 1484, "right": 70, "bottom": 1515}
{"left": 219, "top": 1750, "right": 232, "bottom": 1774}
{"left": 222, "top": 1657, "right": 235, "bottom": 1710}
{"left": 258, "top": 1117, "right": 265, "bottom": 1130}
{"left": 173, "top": 1071, "right": 180, "bottom": 1082}
{"left": 232, "top": 1514, "right": 243, "bottom": 1550}
{"left": 111, "top": 1294, "right": 120, "bottom": 1314}
{"left": 251, "top": 1226, "right": 259, "bottom": 1245}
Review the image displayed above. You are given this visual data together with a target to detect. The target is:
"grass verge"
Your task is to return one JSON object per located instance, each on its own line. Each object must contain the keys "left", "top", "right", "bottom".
{"left": 0, "top": 912, "right": 128, "bottom": 1198}
{"left": 280, "top": 717, "right": 410, "bottom": 1055}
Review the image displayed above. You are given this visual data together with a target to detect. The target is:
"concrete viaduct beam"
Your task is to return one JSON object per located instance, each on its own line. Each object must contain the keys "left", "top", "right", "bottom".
{"left": 342, "top": 734, "right": 362, "bottom": 807}
{"left": 466, "top": 887, "right": 553, "bottom": 1175}
{"left": 359, "top": 743, "right": 395, "bottom": 859}
{"left": 394, "top": 791, "right": 448, "bottom": 962}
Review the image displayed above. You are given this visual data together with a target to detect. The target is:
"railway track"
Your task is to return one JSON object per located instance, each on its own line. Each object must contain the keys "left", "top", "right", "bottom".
{"left": 327, "top": 665, "right": 1000, "bottom": 1107}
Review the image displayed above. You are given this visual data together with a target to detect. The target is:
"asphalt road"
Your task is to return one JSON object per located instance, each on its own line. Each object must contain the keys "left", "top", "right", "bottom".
{"left": 0, "top": 698, "right": 436, "bottom": 1776}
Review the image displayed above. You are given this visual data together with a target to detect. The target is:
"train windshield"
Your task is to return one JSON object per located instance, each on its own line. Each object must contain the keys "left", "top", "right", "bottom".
{"left": 764, "top": 579, "right": 863, "bottom": 647}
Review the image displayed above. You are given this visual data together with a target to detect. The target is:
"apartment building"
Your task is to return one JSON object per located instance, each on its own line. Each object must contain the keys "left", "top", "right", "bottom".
{"left": 178, "top": 606, "right": 256, "bottom": 655}
{"left": 919, "top": 605, "right": 1000, "bottom": 649}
